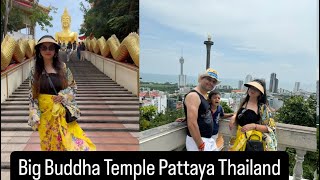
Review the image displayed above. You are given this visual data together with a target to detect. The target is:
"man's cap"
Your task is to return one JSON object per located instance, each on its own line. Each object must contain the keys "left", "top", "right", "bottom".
{"left": 199, "top": 68, "right": 221, "bottom": 84}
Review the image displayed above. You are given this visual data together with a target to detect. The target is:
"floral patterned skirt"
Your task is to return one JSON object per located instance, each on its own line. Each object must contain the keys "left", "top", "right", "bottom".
{"left": 38, "top": 94, "right": 96, "bottom": 151}
{"left": 229, "top": 125, "right": 277, "bottom": 151}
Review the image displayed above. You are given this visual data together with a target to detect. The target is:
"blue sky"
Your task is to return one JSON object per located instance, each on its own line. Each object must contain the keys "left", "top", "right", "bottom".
{"left": 34, "top": 0, "right": 90, "bottom": 40}
{"left": 140, "top": 0, "right": 319, "bottom": 92}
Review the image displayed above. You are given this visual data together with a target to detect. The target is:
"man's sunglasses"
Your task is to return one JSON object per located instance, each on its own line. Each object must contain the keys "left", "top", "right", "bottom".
{"left": 40, "top": 45, "right": 55, "bottom": 51}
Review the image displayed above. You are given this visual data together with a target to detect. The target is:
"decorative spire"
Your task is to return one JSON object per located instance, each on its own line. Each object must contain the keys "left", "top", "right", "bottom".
{"left": 62, "top": 8, "right": 71, "bottom": 19}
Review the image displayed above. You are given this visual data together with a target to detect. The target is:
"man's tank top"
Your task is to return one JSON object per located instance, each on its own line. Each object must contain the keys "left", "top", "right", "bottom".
{"left": 184, "top": 90, "right": 213, "bottom": 138}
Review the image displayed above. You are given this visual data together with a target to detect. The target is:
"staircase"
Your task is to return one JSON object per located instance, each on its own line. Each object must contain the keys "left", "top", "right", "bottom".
{"left": 1, "top": 54, "right": 139, "bottom": 178}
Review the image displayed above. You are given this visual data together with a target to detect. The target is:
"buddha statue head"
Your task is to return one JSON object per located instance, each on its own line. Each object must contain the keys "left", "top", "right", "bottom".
{"left": 61, "top": 8, "right": 71, "bottom": 29}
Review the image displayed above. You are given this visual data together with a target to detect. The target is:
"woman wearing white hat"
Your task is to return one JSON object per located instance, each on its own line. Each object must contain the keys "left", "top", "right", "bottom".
{"left": 28, "top": 35, "right": 96, "bottom": 151}
{"left": 229, "top": 79, "right": 277, "bottom": 151}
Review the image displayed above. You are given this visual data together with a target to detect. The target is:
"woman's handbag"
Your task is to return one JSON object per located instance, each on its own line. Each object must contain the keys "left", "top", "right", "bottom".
{"left": 44, "top": 70, "right": 77, "bottom": 123}
{"left": 244, "top": 130, "right": 265, "bottom": 151}
{"left": 64, "top": 106, "right": 77, "bottom": 123}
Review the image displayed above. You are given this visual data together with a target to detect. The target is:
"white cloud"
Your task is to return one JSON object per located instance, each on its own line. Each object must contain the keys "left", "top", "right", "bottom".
{"left": 141, "top": 34, "right": 160, "bottom": 40}
{"left": 141, "top": 0, "right": 318, "bottom": 56}
{"left": 279, "top": 63, "right": 294, "bottom": 69}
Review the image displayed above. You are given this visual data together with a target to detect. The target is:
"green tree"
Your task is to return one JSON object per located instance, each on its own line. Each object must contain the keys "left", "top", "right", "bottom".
{"left": 1, "top": 0, "right": 56, "bottom": 40}
{"left": 276, "top": 95, "right": 316, "bottom": 127}
{"left": 139, "top": 106, "right": 184, "bottom": 131}
{"left": 1, "top": 0, "right": 22, "bottom": 40}
{"left": 139, "top": 105, "right": 157, "bottom": 131}
{"left": 140, "top": 82, "right": 179, "bottom": 94}
{"left": 80, "top": 0, "right": 138, "bottom": 41}
{"left": 139, "top": 117, "right": 150, "bottom": 131}
{"left": 29, "top": 3, "right": 57, "bottom": 36}
{"left": 275, "top": 95, "right": 318, "bottom": 179}
{"left": 221, "top": 101, "right": 234, "bottom": 113}
{"left": 148, "top": 109, "right": 184, "bottom": 129}
{"left": 140, "top": 105, "right": 157, "bottom": 121}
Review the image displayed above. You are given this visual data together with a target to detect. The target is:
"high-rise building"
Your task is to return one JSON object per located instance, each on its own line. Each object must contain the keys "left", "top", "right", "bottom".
{"left": 269, "top": 73, "right": 278, "bottom": 93}
{"left": 274, "top": 78, "right": 278, "bottom": 93}
{"left": 178, "top": 56, "right": 186, "bottom": 88}
{"left": 238, "top": 80, "right": 243, "bottom": 90}
{"left": 245, "top": 74, "right": 253, "bottom": 83}
{"left": 269, "top": 73, "right": 275, "bottom": 92}
{"left": 242, "top": 75, "right": 252, "bottom": 91}
{"left": 294, "top": 82, "right": 300, "bottom": 93}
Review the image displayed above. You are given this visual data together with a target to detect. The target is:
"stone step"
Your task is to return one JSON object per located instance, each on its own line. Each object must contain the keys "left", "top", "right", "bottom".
{"left": 1, "top": 110, "right": 139, "bottom": 116}
{"left": 16, "top": 87, "right": 127, "bottom": 91}
{"left": 9, "top": 94, "right": 135, "bottom": 98}
{"left": 1, "top": 115, "right": 139, "bottom": 124}
{"left": 21, "top": 80, "right": 118, "bottom": 84}
{"left": 20, "top": 86, "right": 123, "bottom": 90}
{"left": 22, "top": 80, "right": 117, "bottom": 84}
{"left": 1, "top": 105, "right": 139, "bottom": 111}
{"left": 20, "top": 84, "right": 122, "bottom": 88}
{"left": 1, "top": 123, "right": 139, "bottom": 132}
{"left": 1, "top": 116, "right": 139, "bottom": 124}
{"left": 1, "top": 101, "right": 139, "bottom": 105}
{"left": 10, "top": 144, "right": 138, "bottom": 151}
{"left": 1, "top": 56, "right": 139, "bottom": 173}
{"left": 1, "top": 131, "right": 137, "bottom": 138}
{"left": 21, "top": 84, "right": 122, "bottom": 88}
{"left": 1, "top": 136, "right": 138, "bottom": 145}
{"left": 5, "top": 96, "right": 138, "bottom": 101}
{"left": 13, "top": 90, "right": 131, "bottom": 93}
{"left": 1, "top": 169, "right": 9, "bottom": 180}
{"left": 12, "top": 91, "right": 133, "bottom": 95}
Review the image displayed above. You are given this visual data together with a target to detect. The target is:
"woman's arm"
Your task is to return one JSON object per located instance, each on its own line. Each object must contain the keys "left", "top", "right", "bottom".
{"left": 58, "top": 64, "right": 77, "bottom": 100}
{"left": 260, "top": 104, "right": 276, "bottom": 133}
{"left": 57, "top": 63, "right": 80, "bottom": 118}
{"left": 222, "top": 113, "right": 234, "bottom": 118}
{"left": 228, "top": 114, "right": 237, "bottom": 130}
{"left": 175, "top": 117, "right": 186, "bottom": 122}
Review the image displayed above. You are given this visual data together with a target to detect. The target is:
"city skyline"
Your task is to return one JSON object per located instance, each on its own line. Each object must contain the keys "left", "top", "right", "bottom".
{"left": 140, "top": 0, "right": 318, "bottom": 92}
{"left": 141, "top": 72, "right": 317, "bottom": 93}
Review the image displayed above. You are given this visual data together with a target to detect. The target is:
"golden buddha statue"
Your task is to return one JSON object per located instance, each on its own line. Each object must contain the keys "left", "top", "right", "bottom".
{"left": 55, "top": 8, "right": 78, "bottom": 44}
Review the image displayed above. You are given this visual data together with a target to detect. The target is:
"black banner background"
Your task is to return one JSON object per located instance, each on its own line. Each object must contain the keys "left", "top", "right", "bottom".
{"left": 11, "top": 151, "right": 289, "bottom": 180}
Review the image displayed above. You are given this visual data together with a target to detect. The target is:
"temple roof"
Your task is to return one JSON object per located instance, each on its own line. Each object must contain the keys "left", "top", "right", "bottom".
{"left": 11, "top": 0, "right": 50, "bottom": 30}
{"left": 13, "top": 0, "right": 50, "bottom": 14}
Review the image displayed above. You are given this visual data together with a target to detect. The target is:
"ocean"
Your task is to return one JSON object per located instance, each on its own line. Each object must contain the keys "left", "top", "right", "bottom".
{"left": 140, "top": 73, "right": 241, "bottom": 88}
{"left": 140, "top": 73, "right": 317, "bottom": 92}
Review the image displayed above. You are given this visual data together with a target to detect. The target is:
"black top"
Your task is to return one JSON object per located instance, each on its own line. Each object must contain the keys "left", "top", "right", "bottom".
{"left": 184, "top": 90, "right": 213, "bottom": 138}
{"left": 80, "top": 44, "right": 86, "bottom": 51}
{"left": 67, "top": 43, "right": 72, "bottom": 49}
{"left": 39, "top": 73, "right": 63, "bottom": 95}
{"left": 236, "top": 107, "right": 260, "bottom": 127}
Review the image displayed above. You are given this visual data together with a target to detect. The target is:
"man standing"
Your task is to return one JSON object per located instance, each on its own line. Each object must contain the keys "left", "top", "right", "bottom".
{"left": 184, "top": 68, "right": 220, "bottom": 151}
{"left": 66, "top": 41, "right": 72, "bottom": 62}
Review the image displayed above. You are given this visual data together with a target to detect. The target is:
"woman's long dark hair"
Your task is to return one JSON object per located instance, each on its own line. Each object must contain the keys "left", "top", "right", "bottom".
{"left": 236, "top": 79, "right": 267, "bottom": 117}
{"left": 32, "top": 36, "right": 67, "bottom": 99}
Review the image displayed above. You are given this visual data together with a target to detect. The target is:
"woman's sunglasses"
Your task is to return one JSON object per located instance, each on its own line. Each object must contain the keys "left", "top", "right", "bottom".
{"left": 40, "top": 45, "right": 55, "bottom": 51}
